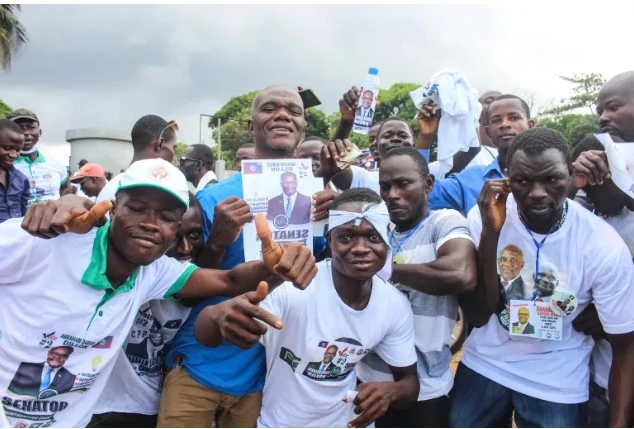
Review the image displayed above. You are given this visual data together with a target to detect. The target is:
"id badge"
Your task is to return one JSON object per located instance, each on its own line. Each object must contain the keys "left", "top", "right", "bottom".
{"left": 508, "top": 300, "right": 563, "bottom": 341}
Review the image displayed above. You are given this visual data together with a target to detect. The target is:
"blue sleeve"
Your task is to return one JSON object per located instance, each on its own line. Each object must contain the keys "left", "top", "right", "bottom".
{"left": 196, "top": 188, "right": 219, "bottom": 242}
{"left": 428, "top": 174, "right": 465, "bottom": 212}
{"left": 418, "top": 149, "right": 430, "bottom": 162}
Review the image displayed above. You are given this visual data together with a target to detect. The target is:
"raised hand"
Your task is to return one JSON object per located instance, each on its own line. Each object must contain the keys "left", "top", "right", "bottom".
{"left": 198, "top": 281, "right": 283, "bottom": 349}
{"left": 478, "top": 179, "right": 511, "bottom": 233}
{"left": 255, "top": 213, "right": 317, "bottom": 289}
{"left": 312, "top": 188, "right": 340, "bottom": 222}
{"left": 572, "top": 149, "right": 610, "bottom": 187}
{"left": 340, "top": 86, "right": 361, "bottom": 121}
{"left": 209, "top": 196, "right": 253, "bottom": 248}
{"left": 21, "top": 194, "right": 108, "bottom": 239}
{"left": 416, "top": 101, "right": 441, "bottom": 137}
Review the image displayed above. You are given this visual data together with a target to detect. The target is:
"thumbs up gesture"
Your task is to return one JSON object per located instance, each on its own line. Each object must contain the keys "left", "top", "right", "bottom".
{"left": 255, "top": 213, "right": 318, "bottom": 290}
{"left": 195, "top": 281, "right": 285, "bottom": 349}
{"left": 66, "top": 200, "right": 113, "bottom": 234}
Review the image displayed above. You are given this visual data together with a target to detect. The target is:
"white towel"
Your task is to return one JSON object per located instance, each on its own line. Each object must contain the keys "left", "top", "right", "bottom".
{"left": 595, "top": 133, "right": 634, "bottom": 199}
{"left": 410, "top": 68, "right": 482, "bottom": 173}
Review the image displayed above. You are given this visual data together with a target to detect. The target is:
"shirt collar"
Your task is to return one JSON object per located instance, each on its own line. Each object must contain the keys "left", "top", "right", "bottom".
{"left": 484, "top": 158, "right": 503, "bottom": 178}
{"left": 82, "top": 220, "right": 140, "bottom": 293}
{"left": 16, "top": 151, "right": 46, "bottom": 165}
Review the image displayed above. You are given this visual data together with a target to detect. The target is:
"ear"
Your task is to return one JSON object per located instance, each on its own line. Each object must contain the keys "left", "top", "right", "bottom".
{"left": 247, "top": 120, "right": 254, "bottom": 137}
{"left": 504, "top": 167, "right": 509, "bottom": 178}
{"left": 485, "top": 125, "right": 492, "bottom": 139}
{"left": 424, "top": 173, "right": 435, "bottom": 195}
{"left": 528, "top": 119, "right": 536, "bottom": 128}
{"left": 154, "top": 138, "right": 162, "bottom": 153}
{"left": 39, "top": 129, "right": 43, "bottom": 137}
{"left": 109, "top": 200, "right": 117, "bottom": 217}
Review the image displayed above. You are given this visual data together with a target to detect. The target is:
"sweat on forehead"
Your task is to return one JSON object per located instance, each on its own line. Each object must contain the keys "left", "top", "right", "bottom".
{"left": 252, "top": 85, "right": 303, "bottom": 115}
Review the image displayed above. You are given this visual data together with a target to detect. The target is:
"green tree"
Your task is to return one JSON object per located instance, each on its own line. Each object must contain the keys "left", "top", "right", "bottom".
{"left": 304, "top": 109, "right": 329, "bottom": 138}
{"left": 544, "top": 73, "right": 606, "bottom": 116}
{"left": 0, "top": 99, "right": 12, "bottom": 118}
{"left": 0, "top": 5, "right": 28, "bottom": 71}
{"left": 374, "top": 83, "right": 420, "bottom": 133}
{"left": 172, "top": 142, "right": 188, "bottom": 166}
{"left": 537, "top": 114, "right": 599, "bottom": 149}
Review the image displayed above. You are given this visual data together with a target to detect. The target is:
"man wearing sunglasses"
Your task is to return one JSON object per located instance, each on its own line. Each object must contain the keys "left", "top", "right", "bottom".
{"left": 179, "top": 144, "right": 218, "bottom": 192}
{"left": 97, "top": 115, "right": 178, "bottom": 203}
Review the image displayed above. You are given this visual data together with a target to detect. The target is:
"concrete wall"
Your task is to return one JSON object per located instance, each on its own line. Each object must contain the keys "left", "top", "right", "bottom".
{"left": 66, "top": 128, "right": 132, "bottom": 174}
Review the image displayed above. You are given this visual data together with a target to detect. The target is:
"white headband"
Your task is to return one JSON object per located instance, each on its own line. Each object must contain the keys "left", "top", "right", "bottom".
{"left": 328, "top": 201, "right": 392, "bottom": 282}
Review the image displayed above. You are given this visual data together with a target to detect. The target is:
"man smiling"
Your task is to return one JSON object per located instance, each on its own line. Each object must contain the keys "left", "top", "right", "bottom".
{"left": 0, "top": 158, "right": 316, "bottom": 428}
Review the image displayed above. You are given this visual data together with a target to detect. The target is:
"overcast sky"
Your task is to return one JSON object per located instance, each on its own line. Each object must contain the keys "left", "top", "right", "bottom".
{"left": 2, "top": 3, "right": 633, "bottom": 165}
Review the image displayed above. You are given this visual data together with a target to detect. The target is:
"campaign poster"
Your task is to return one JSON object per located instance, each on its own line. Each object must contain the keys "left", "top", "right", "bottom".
{"left": 242, "top": 159, "right": 323, "bottom": 262}
{"left": 508, "top": 300, "right": 562, "bottom": 341}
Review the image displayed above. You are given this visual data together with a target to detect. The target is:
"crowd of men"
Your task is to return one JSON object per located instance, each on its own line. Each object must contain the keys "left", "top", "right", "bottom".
{"left": 1, "top": 71, "right": 634, "bottom": 428}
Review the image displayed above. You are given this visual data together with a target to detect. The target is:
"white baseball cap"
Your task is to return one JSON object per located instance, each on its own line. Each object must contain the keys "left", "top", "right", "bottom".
{"left": 117, "top": 159, "right": 189, "bottom": 208}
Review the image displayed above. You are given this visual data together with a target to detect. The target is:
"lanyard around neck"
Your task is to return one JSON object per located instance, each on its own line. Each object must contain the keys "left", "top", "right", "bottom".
{"left": 389, "top": 212, "right": 432, "bottom": 256}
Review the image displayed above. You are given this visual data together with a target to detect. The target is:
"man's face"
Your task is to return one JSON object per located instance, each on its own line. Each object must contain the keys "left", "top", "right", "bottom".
{"left": 14, "top": 119, "right": 40, "bottom": 152}
{"left": 379, "top": 155, "right": 433, "bottom": 230}
{"left": 0, "top": 130, "right": 24, "bottom": 169}
{"left": 362, "top": 91, "right": 373, "bottom": 109}
{"left": 149, "top": 321, "right": 162, "bottom": 347}
{"left": 518, "top": 307, "right": 529, "bottom": 324}
{"left": 596, "top": 86, "right": 634, "bottom": 142}
{"left": 79, "top": 177, "right": 105, "bottom": 198}
{"left": 535, "top": 269, "right": 558, "bottom": 297}
{"left": 249, "top": 87, "right": 305, "bottom": 155}
{"left": 497, "top": 250, "right": 524, "bottom": 281}
{"left": 110, "top": 187, "right": 185, "bottom": 266}
{"left": 281, "top": 173, "right": 297, "bottom": 196}
{"left": 368, "top": 124, "right": 380, "bottom": 158}
{"left": 166, "top": 206, "right": 204, "bottom": 263}
{"left": 329, "top": 201, "right": 388, "bottom": 281}
{"left": 296, "top": 139, "right": 323, "bottom": 176}
{"left": 179, "top": 147, "right": 199, "bottom": 182}
{"left": 235, "top": 146, "right": 256, "bottom": 172}
{"left": 509, "top": 148, "right": 571, "bottom": 227}
{"left": 485, "top": 99, "right": 534, "bottom": 151}
{"left": 377, "top": 120, "right": 414, "bottom": 160}
{"left": 323, "top": 346, "right": 337, "bottom": 364}
{"left": 47, "top": 347, "right": 71, "bottom": 369}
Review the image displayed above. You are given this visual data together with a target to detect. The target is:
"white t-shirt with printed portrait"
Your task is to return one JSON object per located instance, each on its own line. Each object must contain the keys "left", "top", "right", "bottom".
{"left": 257, "top": 260, "right": 417, "bottom": 428}
{"left": 462, "top": 196, "right": 634, "bottom": 404}
{"left": 0, "top": 218, "right": 196, "bottom": 428}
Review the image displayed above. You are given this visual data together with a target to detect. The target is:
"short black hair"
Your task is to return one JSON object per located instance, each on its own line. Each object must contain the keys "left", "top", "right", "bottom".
{"left": 0, "top": 119, "right": 23, "bottom": 134}
{"left": 302, "top": 136, "right": 326, "bottom": 144}
{"left": 377, "top": 116, "right": 414, "bottom": 140}
{"left": 485, "top": 94, "right": 531, "bottom": 125}
{"left": 187, "top": 144, "right": 215, "bottom": 169}
{"left": 130, "top": 115, "right": 175, "bottom": 152}
{"left": 331, "top": 187, "right": 382, "bottom": 210}
{"left": 507, "top": 128, "right": 572, "bottom": 171}
{"left": 571, "top": 134, "right": 605, "bottom": 162}
{"left": 382, "top": 146, "right": 429, "bottom": 177}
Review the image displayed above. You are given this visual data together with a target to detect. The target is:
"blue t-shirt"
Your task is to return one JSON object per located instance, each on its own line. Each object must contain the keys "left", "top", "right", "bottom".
{"left": 165, "top": 173, "right": 326, "bottom": 395}
{"left": 429, "top": 158, "right": 503, "bottom": 215}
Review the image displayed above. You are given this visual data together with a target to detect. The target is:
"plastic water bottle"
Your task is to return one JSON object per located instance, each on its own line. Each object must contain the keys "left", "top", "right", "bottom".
{"left": 353, "top": 67, "right": 380, "bottom": 135}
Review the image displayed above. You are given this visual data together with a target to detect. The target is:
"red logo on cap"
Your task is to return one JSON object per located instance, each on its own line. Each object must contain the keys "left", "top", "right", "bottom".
{"left": 149, "top": 165, "right": 170, "bottom": 182}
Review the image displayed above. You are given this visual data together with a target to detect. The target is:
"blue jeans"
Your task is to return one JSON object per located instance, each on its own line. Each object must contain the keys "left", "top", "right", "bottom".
{"left": 449, "top": 363, "right": 587, "bottom": 428}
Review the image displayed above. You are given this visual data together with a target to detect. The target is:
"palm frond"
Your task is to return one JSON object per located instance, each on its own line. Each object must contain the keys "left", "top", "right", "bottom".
{"left": 0, "top": 4, "right": 29, "bottom": 71}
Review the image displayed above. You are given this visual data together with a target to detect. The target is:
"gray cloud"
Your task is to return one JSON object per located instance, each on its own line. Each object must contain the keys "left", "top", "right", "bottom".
{"left": 2, "top": 3, "right": 633, "bottom": 162}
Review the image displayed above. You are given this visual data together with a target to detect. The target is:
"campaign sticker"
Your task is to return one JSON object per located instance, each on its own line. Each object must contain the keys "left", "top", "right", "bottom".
{"left": 549, "top": 289, "right": 578, "bottom": 317}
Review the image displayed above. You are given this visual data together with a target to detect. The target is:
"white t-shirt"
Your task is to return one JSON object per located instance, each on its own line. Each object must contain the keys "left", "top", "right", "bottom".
{"left": 0, "top": 405, "right": 8, "bottom": 428}
{"left": 428, "top": 146, "right": 498, "bottom": 179}
{"left": 357, "top": 209, "right": 473, "bottom": 401}
{"left": 96, "top": 173, "right": 123, "bottom": 203}
{"left": 0, "top": 218, "right": 196, "bottom": 427}
{"left": 14, "top": 151, "right": 68, "bottom": 203}
{"left": 257, "top": 260, "right": 417, "bottom": 428}
{"left": 463, "top": 196, "right": 634, "bottom": 403}
{"left": 350, "top": 166, "right": 380, "bottom": 194}
{"left": 590, "top": 208, "right": 634, "bottom": 389}
{"left": 195, "top": 171, "right": 218, "bottom": 193}
{"left": 93, "top": 300, "right": 191, "bottom": 415}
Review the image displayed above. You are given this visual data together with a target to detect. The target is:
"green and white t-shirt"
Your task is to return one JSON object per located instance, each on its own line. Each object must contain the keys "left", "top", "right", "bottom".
{"left": 14, "top": 152, "right": 68, "bottom": 203}
{"left": 0, "top": 218, "right": 196, "bottom": 428}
